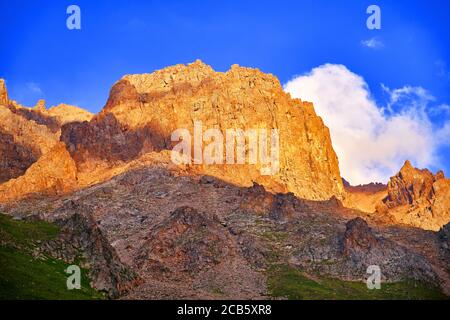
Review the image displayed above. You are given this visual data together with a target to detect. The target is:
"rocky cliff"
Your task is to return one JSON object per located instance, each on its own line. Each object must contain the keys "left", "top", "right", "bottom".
{"left": 376, "top": 161, "right": 450, "bottom": 231}
{"left": 0, "top": 142, "right": 78, "bottom": 202}
{"left": 1, "top": 63, "right": 448, "bottom": 230}
{"left": 0, "top": 86, "right": 60, "bottom": 187}
{"left": 4, "top": 166, "right": 447, "bottom": 298}
{"left": 0, "top": 80, "right": 8, "bottom": 106}
{"left": 0, "top": 130, "right": 38, "bottom": 183}
{"left": 0, "top": 80, "right": 91, "bottom": 200}
{"left": 46, "top": 103, "right": 93, "bottom": 125}
{"left": 61, "top": 60, "right": 344, "bottom": 200}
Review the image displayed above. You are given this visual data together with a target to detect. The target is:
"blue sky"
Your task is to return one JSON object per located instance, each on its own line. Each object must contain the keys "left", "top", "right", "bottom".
{"left": 0, "top": 0, "right": 449, "bottom": 181}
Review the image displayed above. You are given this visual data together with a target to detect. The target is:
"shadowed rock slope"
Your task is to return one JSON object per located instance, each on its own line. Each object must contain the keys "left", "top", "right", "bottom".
{"left": 2, "top": 167, "right": 449, "bottom": 299}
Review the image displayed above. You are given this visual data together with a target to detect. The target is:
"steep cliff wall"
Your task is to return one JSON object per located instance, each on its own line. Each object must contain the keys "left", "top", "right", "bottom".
{"left": 62, "top": 61, "right": 344, "bottom": 200}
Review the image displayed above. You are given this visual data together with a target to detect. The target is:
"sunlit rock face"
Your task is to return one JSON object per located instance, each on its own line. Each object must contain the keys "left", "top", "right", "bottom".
{"left": 376, "top": 160, "right": 450, "bottom": 231}
{"left": 0, "top": 79, "right": 90, "bottom": 201}
{"left": 0, "top": 79, "right": 8, "bottom": 106}
{"left": 61, "top": 60, "right": 344, "bottom": 200}
{"left": 0, "top": 142, "right": 78, "bottom": 202}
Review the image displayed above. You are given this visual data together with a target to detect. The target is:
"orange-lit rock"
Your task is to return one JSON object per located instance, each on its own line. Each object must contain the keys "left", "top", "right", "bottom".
{"left": 46, "top": 103, "right": 93, "bottom": 125}
{"left": 62, "top": 60, "right": 344, "bottom": 200}
{"left": 0, "top": 142, "right": 77, "bottom": 202}
{"left": 376, "top": 161, "right": 450, "bottom": 231}
{"left": 0, "top": 79, "right": 8, "bottom": 106}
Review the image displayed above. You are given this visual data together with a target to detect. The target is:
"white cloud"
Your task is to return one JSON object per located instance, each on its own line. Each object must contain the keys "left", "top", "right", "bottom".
{"left": 361, "top": 37, "right": 384, "bottom": 49}
{"left": 26, "top": 82, "right": 43, "bottom": 95}
{"left": 430, "top": 104, "right": 450, "bottom": 117}
{"left": 284, "top": 64, "right": 446, "bottom": 185}
{"left": 382, "top": 84, "right": 434, "bottom": 106}
{"left": 437, "top": 122, "right": 450, "bottom": 146}
{"left": 380, "top": 84, "right": 437, "bottom": 118}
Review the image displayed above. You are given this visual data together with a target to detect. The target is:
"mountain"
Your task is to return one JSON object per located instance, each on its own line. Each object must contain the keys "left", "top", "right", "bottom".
{"left": 61, "top": 60, "right": 344, "bottom": 200}
{"left": 3, "top": 167, "right": 449, "bottom": 299}
{"left": 0, "top": 81, "right": 93, "bottom": 201}
{"left": 344, "top": 161, "right": 450, "bottom": 231}
{"left": 1, "top": 61, "right": 344, "bottom": 202}
{"left": 0, "top": 62, "right": 449, "bottom": 299}
{"left": 376, "top": 161, "right": 450, "bottom": 231}
{"left": 342, "top": 178, "right": 387, "bottom": 194}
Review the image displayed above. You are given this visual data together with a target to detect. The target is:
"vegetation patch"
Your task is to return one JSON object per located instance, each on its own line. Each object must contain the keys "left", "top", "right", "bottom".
{"left": 0, "top": 213, "right": 105, "bottom": 300}
{"left": 268, "top": 264, "right": 448, "bottom": 300}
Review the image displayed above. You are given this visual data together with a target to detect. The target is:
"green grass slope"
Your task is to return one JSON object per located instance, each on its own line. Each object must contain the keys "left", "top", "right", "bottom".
{"left": 268, "top": 264, "right": 448, "bottom": 300}
{"left": 0, "top": 214, "right": 105, "bottom": 300}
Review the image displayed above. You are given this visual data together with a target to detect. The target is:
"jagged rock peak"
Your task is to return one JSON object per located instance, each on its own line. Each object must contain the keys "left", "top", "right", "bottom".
{"left": 342, "top": 217, "right": 379, "bottom": 256}
{"left": 388, "top": 160, "right": 437, "bottom": 207}
{"left": 46, "top": 104, "right": 94, "bottom": 125}
{"left": 436, "top": 170, "right": 445, "bottom": 180}
{"left": 189, "top": 59, "right": 215, "bottom": 71}
{"left": 399, "top": 159, "right": 421, "bottom": 178}
{"left": 402, "top": 159, "right": 413, "bottom": 169}
{"left": 0, "top": 79, "right": 8, "bottom": 106}
{"left": 33, "top": 99, "right": 46, "bottom": 112}
{"left": 114, "top": 60, "right": 281, "bottom": 100}
{"left": 378, "top": 160, "right": 450, "bottom": 231}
